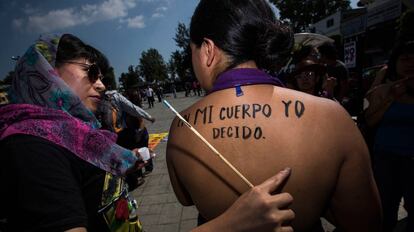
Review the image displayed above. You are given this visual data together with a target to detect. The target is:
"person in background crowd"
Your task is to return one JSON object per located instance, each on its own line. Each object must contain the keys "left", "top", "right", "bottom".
{"left": 185, "top": 82, "right": 192, "bottom": 97}
{"left": 167, "top": 0, "right": 381, "bottom": 231}
{"left": 97, "top": 89, "right": 155, "bottom": 190}
{"left": 125, "top": 87, "right": 156, "bottom": 179}
{"left": 117, "top": 114, "right": 153, "bottom": 190}
{"left": 280, "top": 44, "right": 320, "bottom": 88}
{"left": 155, "top": 85, "right": 163, "bottom": 102}
{"left": 293, "top": 45, "right": 320, "bottom": 63}
{"left": 145, "top": 85, "right": 155, "bottom": 108}
{"left": 364, "top": 40, "right": 414, "bottom": 232}
{"left": 98, "top": 89, "right": 155, "bottom": 133}
{"left": 126, "top": 88, "right": 143, "bottom": 108}
{"left": 318, "top": 42, "right": 350, "bottom": 105}
{"left": 289, "top": 59, "right": 336, "bottom": 99}
{"left": 171, "top": 83, "right": 177, "bottom": 98}
{"left": 192, "top": 80, "right": 198, "bottom": 96}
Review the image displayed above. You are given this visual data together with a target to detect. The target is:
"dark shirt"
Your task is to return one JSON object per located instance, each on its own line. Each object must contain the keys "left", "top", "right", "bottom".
{"left": 0, "top": 135, "right": 109, "bottom": 232}
{"left": 374, "top": 102, "right": 414, "bottom": 157}
{"left": 117, "top": 127, "right": 149, "bottom": 150}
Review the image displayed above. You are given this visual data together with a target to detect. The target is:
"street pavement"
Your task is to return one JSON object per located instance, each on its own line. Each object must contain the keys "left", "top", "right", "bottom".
{"left": 132, "top": 91, "right": 408, "bottom": 232}
{"left": 131, "top": 91, "right": 203, "bottom": 232}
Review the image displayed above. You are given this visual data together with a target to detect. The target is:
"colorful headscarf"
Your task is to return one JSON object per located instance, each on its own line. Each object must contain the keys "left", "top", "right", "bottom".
{"left": 0, "top": 34, "right": 137, "bottom": 176}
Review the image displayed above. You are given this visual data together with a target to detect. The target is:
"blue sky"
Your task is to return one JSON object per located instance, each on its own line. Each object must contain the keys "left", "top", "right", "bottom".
{"left": 0, "top": 0, "right": 359, "bottom": 81}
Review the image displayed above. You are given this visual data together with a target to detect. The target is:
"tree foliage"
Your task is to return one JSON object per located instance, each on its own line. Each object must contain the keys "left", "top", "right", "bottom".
{"left": 270, "top": 0, "right": 351, "bottom": 32}
{"left": 119, "top": 65, "right": 141, "bottom": 91}
{"left": 168, "top": 50, "right": 184, "bottom": 81}
{"left": 102, "top": 66, "right": 117, "bottom": 90}
{"left": 174, "top": 22, "right": 190, "bottom": 49}
{"left": 170, "top": 22, "right": 193, "bottom": 82}
{"left": 1, "top": 71, "right": 15, "bottom": 86}
{"left": 138, "top": 48, "right": 168, "bottom": 83}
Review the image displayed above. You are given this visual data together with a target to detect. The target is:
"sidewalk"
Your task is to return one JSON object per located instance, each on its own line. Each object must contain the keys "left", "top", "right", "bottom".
{"left": 131, "top": 92, "right": 203, "bottom": 232}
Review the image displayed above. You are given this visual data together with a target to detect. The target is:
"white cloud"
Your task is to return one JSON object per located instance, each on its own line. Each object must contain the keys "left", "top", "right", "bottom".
{"left": 123, "top": 15, "right": 145, "bottom": 28}
{"left": 151, "top": 5, "right": 168, "bottom": 18}
{"left": 151, "top": 12, "right": 163, "bottom": 18}
{"left": 12, "top": 0, "right": 141, "bottom": 33}
{"left": 27, "top": 8, "right": 79, "bottom": 33}
{"left": 155, "top": 6, "right": 168, "bottom": 12}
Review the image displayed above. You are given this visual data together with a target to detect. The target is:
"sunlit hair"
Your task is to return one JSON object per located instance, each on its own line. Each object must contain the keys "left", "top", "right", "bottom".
{"left": 190, "top": 0, "right": 293, "bottom": 72}
{"left": 55, "top": 34, "right": 110, "bottom": 77}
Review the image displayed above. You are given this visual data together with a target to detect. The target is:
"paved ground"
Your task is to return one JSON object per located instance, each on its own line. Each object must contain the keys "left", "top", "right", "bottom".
{"left": 131, "top": 91, "right": 408, "bottom": 232}
{"left": 131, "top": 91, "right": 203, "bottom": 232}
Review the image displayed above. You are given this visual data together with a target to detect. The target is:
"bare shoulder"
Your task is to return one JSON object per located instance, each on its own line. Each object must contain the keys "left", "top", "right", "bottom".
{"left": 276, "top": 87, "right": 355, "bottom": 128}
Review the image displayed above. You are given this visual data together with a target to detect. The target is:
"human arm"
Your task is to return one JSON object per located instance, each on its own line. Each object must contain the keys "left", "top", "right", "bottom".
{"left": 114, "top": 92, "right": 155, "bottom": 122}
{"left": 370, "top": 65, "right": 388, "bottom": 89}
{"left": 364, "top": 78, "right": 408, "bottom": 127}
{"left": 191, "top": 169, "right": 294, "bottom": 232}
{"left": 321, "top": 74, "right": 337, "bottom": 99}
{"left": 65, "top": 228, "right": 87, "bottom": 232}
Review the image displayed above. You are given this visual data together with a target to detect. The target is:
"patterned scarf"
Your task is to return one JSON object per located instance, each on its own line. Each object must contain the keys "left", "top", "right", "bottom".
{"left": 0, "top": 34, "right": 137, "bottom": 176}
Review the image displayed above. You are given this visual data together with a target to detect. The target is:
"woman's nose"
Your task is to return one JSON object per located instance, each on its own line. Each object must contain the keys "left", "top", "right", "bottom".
{"left": 94, "top": 78, "right": 106, "bottom": 92}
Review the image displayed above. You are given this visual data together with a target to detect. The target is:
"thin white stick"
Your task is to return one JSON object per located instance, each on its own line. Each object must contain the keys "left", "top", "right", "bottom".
{"left": 163, "top": 100, "right": 254, "bottom": 188}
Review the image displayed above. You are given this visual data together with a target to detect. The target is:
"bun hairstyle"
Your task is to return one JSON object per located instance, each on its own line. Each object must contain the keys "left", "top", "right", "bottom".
{"left": 190, "top": 0, "right": 293, "bottom": 72}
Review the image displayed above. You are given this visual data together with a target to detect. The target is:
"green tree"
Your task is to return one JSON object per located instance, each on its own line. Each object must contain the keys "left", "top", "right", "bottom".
{"left": 119, "top": 65, "right": 141, "bottom": 91}
{"left": 171, "top": 22, "right": 193, "bottom": 82}
{"left": 168, "top": 50, "right": 185, "bottom": 81}
{"left": 102, "top": 66, "right": 117, "bottom": 90}
{"left": 119, "top": 72, "right": 128, "bottom": 92}
{"left": 174, "top": 22, "right": 190, "bottom": 49}
{"left": 2, "top": 71, "right": 15, "bottom": 85}
{"left": 138, "top": 48, "right": 168, "bottom": 83}
{"left": 270, "top": 0, "right": 351, "bottom": 32}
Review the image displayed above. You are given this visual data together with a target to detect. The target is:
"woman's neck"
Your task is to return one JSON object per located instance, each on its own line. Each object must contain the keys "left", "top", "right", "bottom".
{"left": 212, "top": 60, "right": 258, "bottom": 86}
{"left": 233, "top": 61, "right": 258, "bottom": 69}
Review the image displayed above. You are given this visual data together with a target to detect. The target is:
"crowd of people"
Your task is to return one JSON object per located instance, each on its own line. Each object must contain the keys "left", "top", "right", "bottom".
{"left": 0, "top": 0, "right": 413, "bottom": 232}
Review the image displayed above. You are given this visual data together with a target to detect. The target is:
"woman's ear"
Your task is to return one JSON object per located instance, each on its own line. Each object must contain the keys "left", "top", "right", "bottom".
{"left": 202, "top": 38, "right": 217, "bottom": 67}
{"left": 54, "top": 66, "right": 63, "bottom": 78}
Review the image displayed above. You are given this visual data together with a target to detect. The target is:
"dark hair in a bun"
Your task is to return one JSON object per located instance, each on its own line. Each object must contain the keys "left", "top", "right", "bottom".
{"left": 190, "top": 0, "right": 293, "bottom": 72}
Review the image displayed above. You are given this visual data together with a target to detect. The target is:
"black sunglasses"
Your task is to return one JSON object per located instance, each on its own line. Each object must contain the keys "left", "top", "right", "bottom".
{"left": 65, "top": 61, "right": 104, "bottom": 83}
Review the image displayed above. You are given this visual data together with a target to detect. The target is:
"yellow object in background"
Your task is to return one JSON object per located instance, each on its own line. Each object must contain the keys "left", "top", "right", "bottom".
{"left": 148, "top": 133, "right": 168, "bottom": 150}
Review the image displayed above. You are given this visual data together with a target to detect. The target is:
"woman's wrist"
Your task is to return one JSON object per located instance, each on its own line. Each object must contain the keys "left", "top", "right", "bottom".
{"left": 191, "top": 213, "right": 236, "bottom": 232}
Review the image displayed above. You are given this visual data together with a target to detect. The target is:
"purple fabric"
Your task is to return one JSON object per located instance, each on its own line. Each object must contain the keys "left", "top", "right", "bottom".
{"left": 209, "top": 68, "right": 284, "bottom": 94}
{"left": 0, "top": 104, "right": 137, "bottom": 176}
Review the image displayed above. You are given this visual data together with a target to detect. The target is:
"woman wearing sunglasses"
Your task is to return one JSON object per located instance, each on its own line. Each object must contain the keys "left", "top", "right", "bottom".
{"left": 290, "top": 59, "right": 337, "bottom": 99}
{"left": 0, "top": 33, "right": 295, "bottom": 232}
{"left": 0, "top": 34, "right": 140, "bottom": 232}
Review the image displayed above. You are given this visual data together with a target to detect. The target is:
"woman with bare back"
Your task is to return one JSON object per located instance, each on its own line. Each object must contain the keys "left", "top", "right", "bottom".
{"left": 167, "top": 0, "right": 382, "bottom": 231}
